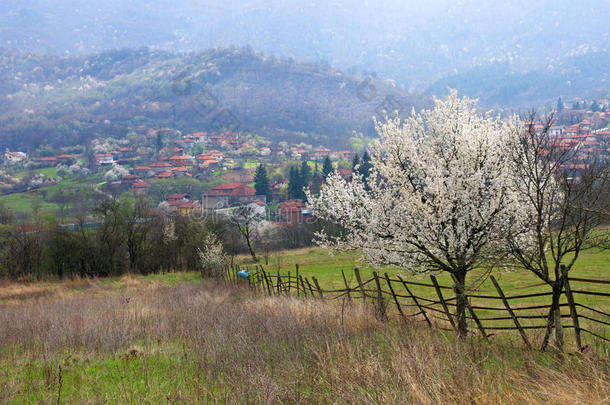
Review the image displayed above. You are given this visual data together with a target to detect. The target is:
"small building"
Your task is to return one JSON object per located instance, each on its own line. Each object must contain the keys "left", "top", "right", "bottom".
{"left": 132, "top": 180, "right": 149, "bottom": 196}
{"left": 278, "top": 199, "right": 307, "bottom": 224}
{"left": 36, "top": 157, "right": 58, "bottom": 167}
{"left": 95, "top": 153, "right": 114, "bottom": 165}
{"left": 4, "top": 149, "right": 27, "bottom": 165}
{"left": 155, "top": 171, "right": 174, "bottom": 179}
{"left": 149, "top": 162, "right": 173, "bottom": 174}
{"left": 202, "top": 183, "right": 256, "bottom": 210}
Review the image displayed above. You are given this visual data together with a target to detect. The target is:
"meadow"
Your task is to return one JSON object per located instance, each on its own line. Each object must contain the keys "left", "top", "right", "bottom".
{"left": 237, "top": 247, "right": 610, "bottom": 351}
{"left": 1, "top": 273, "right": 609, "bottom": 404}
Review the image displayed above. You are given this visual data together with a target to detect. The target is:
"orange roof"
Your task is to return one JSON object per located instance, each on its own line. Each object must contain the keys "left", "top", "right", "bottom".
{"left": 150, "top": 162, "right": 172, "bottom": 168}
{"left": 206, "top": 183, "right": 256, "bottom": 197}
{"left": 132, "top": 180, "right": 148, "bottom": 188}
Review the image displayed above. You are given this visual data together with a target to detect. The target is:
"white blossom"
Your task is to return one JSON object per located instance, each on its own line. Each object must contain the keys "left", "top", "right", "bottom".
{"left": 308, "top": 90, "right": 527, "bottom": 275}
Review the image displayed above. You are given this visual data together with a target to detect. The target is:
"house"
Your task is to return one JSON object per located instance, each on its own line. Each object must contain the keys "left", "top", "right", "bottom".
{"left": 4, "top": 149, "right": 27, "bottom": 165}
{"left": 56, "top": 154, "right": 75, "bottom": 163}
{"left": 95, "top": 153, "right": 114, "bottom": 165}
{"left": 337, "top": 168, "right": 353, "bottom": 181}
{"left": 155, "top": 171, "right": 174, "bottom": 179}
{"left": 202, "top": 183, "right": 256, "bottom": 209}
{"left": 175, "top": 200, "right": 200, "bottom": 216}
{"left": 278, "top": 199, "right": 307, "bottom": 224}
{"left": 121, "top": 174, "right": 139, "bottom": 184}
{"left": 131, "top": 180, "right": 149, "bottom": 196}
{"left": 133, "top": 166, "right": 152, "bottom": 177}
{"left": 168, "top": 193, "right": 191, "bottom": 205}
{"left": 311, "top": 148, "right": 331, "bottom": 161}
{"left": 36, "top": 157, "right": 58, "bottom": 167}
{"left": 246, "top": 200, "right": 267, "bottom": 218}
{"left": 338, "top": 150, "right": 357, "bottom": 161}
{"left": 169, "top": 155, "right": 190, "bottom": 166}
{"left": 149, "top": 162, "right": 173, "bottom": 174}
{"left": 171, "top": 166, "right": 189, "bottom": 177}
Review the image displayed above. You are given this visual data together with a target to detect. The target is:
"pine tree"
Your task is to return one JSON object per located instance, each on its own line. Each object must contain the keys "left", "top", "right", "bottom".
{"left": 288, "top": 166, "right": 303, "bottom": 200}
{"left": 254, "top": 164, "right": 271, "bottom": 201}
{"left": 322, "top": 155, "right": 334, "bottom": 178}
{"left": 300, "top": 160, "right": 311, "bottom": 186}
{"left": 556, "top": 97, "right": 564, "bottom": 114}
{"left": 591, "top": 101, "right": 600, "bottom": 112}
{"left": 359, "top": 151, "right": 373, "bottom": 188}
{"left": 352, "top": 153, "right": 360, "bottom": 169}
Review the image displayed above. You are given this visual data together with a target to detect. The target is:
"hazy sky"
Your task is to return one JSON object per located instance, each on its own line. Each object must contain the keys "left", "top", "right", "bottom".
{"left": 1, "top": 0, "right": 608, "bottom": 85}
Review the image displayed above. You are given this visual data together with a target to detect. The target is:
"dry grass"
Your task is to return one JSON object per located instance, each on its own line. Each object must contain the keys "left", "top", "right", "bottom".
{"left": 0, "top": 280, "right": 608, "bottom": 404}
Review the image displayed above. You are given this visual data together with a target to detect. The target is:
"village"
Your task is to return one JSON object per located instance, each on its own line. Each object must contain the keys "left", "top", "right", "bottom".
{"left": 2, "top": 96, "right": 610, "bottom": 228}
{"left": 1, "top": 123, "right": 359, "bottom": 227}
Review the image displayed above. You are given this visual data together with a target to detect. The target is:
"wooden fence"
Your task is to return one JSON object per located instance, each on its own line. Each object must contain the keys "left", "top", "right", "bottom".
{"left": 223, "top": 265, "right": 610, "bottom": 350}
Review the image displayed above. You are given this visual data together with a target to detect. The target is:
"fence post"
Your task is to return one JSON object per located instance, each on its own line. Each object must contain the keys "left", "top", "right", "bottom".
{"left": 276, "top": 270, "right": 282, "bottom": 295}
{"left": 305, "top": 277, "right": 315, "bottom": 297}
{"left": 431, "top": 275, "right": 457, "bottom": 332}
{"left": 490, "top": 275, "right": 531, "bottom": 349}
{"left": 341, "top": 270, "right": 352, "bottom": 303}
{"left": 397, "top": 275, "right": 432, "bottom": 328}
{"left": 299, "top": 275, "right": 308, "bottom": 299}
{"left": 385, "top": 273, "right": 407, "bottom": 325}
{"left": 373, "top": 272, "right": 388, "bottom": 321}
{"left": 312, "top": 277, "right": 324, "bottom": 299}
{"left": 295, "top": 265, "right": 300, "bottom": 298}
{"left": 354, "top": 268, "right": 366, "bottom": 302}
{"left": 262, "top": 270, "right": 273, "bottom": 296}
{"left": 564, "top": 278, "right": 582, "bottom": 351}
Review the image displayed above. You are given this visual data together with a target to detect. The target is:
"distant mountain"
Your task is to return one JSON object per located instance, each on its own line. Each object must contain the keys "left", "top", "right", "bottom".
{"left": 0, "top": 48, "right": 422, "bottom": 150}
{"left": 1, "top": 0, "right": 608, "bottom": 91}
{"left": 427, "top": 52, "right": 610, "bottom": 110}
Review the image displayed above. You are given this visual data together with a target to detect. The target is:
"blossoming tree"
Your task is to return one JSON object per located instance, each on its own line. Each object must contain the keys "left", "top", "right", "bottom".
{"left": 308, "top": 90, "right": 525, "bottom": 337}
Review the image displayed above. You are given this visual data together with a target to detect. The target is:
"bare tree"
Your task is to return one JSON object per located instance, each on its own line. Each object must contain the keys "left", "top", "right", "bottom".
{"left": 506, "top": 112, "right": 609, "bottom": 351}
{"left": 229, "top": 204, "right": 262, "bottom": 262}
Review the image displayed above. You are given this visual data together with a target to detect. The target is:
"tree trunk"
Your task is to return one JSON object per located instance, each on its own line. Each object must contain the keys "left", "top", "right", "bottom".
{"left": 454, "top": 271, "right": 468, "bottom": 338}
{"left": 541, "top": 285, "right": 564, "bottom": 351}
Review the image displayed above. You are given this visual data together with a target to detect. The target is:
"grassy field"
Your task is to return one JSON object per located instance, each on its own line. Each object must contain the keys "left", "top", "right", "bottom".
{"left": 237, "top": 247, "right": 610, "bottom": 349}
{"left": 1, "top": 274, "right": 608, "bottom": 403}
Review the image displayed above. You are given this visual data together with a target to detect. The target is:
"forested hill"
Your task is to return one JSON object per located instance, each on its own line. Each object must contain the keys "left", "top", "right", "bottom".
{"left": 0, "top": 47, "right": 422, "bottom": 151}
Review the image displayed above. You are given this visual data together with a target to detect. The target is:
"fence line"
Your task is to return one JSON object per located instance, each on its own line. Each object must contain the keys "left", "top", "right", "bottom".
{"left": 225, "top": 264, "right": 609, "bottom": 349}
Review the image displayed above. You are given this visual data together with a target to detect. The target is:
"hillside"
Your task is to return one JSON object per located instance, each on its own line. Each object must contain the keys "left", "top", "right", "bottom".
{"left": 1, "top": 0, "right": 608, "bottom": 90}
{"left": 427, "top": 52, "right": 610, "bottom": 109}
{"left": 0, "top": 47, "right": 422, "bottom": 151}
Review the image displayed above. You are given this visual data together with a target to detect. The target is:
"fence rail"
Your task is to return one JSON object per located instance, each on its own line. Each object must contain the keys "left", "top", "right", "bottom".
{"left": 224, "top": 265, "right": 609, "bottom": 349}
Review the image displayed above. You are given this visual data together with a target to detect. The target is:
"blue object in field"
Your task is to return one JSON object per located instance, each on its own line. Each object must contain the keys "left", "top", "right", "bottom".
{"left": 237, "top": 270, "right": 250, "bottom": 279}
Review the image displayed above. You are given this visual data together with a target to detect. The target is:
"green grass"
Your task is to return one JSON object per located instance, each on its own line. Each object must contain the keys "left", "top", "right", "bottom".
{"left": 0, "top": 172, "right": 106, "bottom": 215}
{"left": 12, "top": 166, "right": 59, "bottom": 180}
{"left": 246, "top": 247, "right": 610, "bottom": 290}
{"left": 0, "top": 192, "right": 60, "bottom": 213}
{"left": 240, "top": 246, "right": 610, "bottom": 343}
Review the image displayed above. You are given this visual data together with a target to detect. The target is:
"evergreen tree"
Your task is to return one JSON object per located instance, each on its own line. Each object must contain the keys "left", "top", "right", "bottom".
{"left": 591, "top": 101, "right": 600, "bottom": 112}
{"left": 156, "top": 132, "right": 164, "bottom": 154}
{"left": 322, "top": 155, "right": 334, "bottom": 178}
{"left": 352, "top": 153, "right": 360, "bottom": 169}
{"left": 300, "top": 160, "right": 311, "bottom": 186}
{"left": 288, "top": 166, "right": 303, "bottom": 200}
{"left": 556, "top": 97, "right": 564, "bottom": 114}
{"left": 254, "top": 164, "right": 271, "bottom": 201}
{"left": 359, "top": 150, "right": 373, "bottom": 188}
